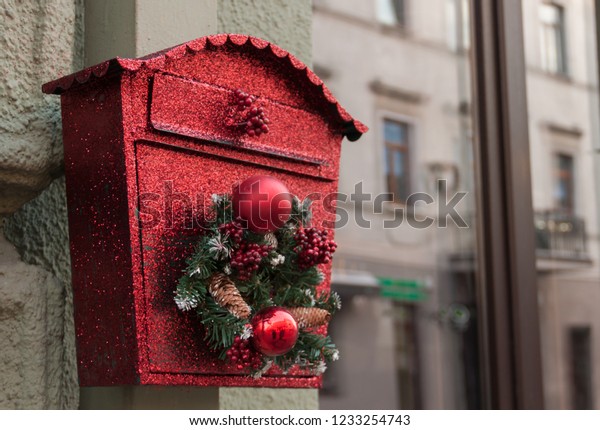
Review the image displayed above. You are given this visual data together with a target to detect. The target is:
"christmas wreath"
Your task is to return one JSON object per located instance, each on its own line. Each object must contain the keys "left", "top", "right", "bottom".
{"left": 174, "top": 175, "right": 340, "bottom": 378}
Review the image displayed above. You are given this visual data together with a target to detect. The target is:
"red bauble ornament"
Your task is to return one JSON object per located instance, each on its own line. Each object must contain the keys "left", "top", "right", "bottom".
{"left": 251, "top": 307, "right": 299, "bottom": 356}
{"left": 232, "top": 175, "right": 292, "bottom": 233}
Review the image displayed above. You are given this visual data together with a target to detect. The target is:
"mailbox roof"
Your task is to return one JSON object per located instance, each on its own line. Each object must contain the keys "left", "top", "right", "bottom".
{"left": 42, "top": 34, "right": 367, "bottom": 141}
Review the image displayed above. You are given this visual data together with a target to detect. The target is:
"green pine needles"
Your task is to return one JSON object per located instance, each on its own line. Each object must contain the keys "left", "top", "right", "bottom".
{"left": 174, "top": 193, "right": 340, "bottom": 377}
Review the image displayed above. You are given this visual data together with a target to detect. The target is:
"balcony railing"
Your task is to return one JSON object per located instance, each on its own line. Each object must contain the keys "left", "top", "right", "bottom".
{"left": 535, "top": 211, "right": 588, "bottom": 260}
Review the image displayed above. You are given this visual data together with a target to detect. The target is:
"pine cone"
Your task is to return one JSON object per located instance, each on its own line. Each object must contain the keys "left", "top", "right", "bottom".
{"left": 288, "top": 307, "right": 331, "bottom": 328}
{"left": 264, "top": 232, "right": 278, "bottom": 249}
{"left": 209, "top": 273, "right": 251, "bottom": 319}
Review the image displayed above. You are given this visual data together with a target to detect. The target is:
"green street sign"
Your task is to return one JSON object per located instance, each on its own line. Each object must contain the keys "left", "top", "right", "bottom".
{"left": 378, "top": 277, "right": 427, "bottom": 302}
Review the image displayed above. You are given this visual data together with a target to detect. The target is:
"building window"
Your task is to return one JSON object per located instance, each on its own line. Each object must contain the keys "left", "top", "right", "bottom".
{"left": 553, "top": 153, "right": 574, "bottom": 212}
{"left": 569, "top": 327, "right": 593, "bottom": 409}
{"left": 384, "top": 119, "right": 411, "bottom": 203}
{"left": 446, "top": 0, "right": 471, "bottom": 51}
{"left": 377, "top": 0, "right": 406, "bottom": 27}
{"left": 540, "top": 3, "right": 567, "bottom": 75}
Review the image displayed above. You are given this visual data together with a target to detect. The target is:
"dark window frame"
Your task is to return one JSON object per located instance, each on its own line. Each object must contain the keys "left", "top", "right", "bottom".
{"left": 383, "top": 118, "right": 412, "bottom": 204}
{"left": 471, "top": 0, "right": 544, "bottom": 409}
{"left": 554, "top": 152, "right": 575, "bottom": 213}
{"left": 569, "top": 326, "right": 593, "bottom": 409}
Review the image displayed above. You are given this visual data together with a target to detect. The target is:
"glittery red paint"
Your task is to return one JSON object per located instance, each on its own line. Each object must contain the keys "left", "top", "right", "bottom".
{"left": 43, "top": 34, "right": 367, "bottom": 388}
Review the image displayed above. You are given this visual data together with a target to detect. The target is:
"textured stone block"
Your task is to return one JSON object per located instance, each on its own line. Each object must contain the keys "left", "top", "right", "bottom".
{"left": 0, "top": 234, "right": 62, "bottom": 408}
{"left": 2, "top": 178, "right": 77, "bottom": 409}
{"left": 0, "top": 0, "right": 83, "bottom": 216}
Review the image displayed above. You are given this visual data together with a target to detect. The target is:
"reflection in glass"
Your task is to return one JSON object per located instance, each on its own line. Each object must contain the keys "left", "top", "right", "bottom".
{"left": 314, "top": 0, "right": 480, "bottom": 409}
{"left": 384, "top": 119, "right": 410, "bottom": 203}
{"left": 376, "top": 0, "right": 406, "bottom": 27}
{"left": 523, "top": 0, "right": 600, "bottom": 409}
{"left": 553, "top": 153, "right": 575, "bottom": 213}
{"left": 539, "top": 3, "right": 567, "bottom": 75}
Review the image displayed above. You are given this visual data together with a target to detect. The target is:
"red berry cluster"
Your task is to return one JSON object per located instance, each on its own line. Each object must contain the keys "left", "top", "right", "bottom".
{"left": 219, "top": 218, "right": 245, "bottom": 244}
{"left": 232, "top": 89, "right": 270, "bottom": 137}
{"left": 234, "top": 89, "right": 256, "bottom": 110}
{"left": 245, "top": 106, "right": 270, "bottom": 137}
{"left": 231, "top": 242, "right": 272, "bottom": 280}
{"left": 310, "top": 325, "right": 328, "bottom": 336}
{"left": 294, "top": 228, "right": 337, "bottom": 269}
{"left": 226, "top": 335, "right": 263, "bottom": 370}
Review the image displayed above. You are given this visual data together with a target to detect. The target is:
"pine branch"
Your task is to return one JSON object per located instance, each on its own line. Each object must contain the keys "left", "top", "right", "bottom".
{"left": 273, "top": 331, "right": 338, "bottom": 372}
{"left": 288, "top": 197, "right": 313, "bottom": 227}
{"left": 185, "top": 235, "right": 218, "bottom": 279}
{"left": 175, "top": 270, "right": 208, "bottom": 311}
{"left": 210, "top": 193, "right": 235, "bottom": 226}
{"left": 267, "top": 262, "right": 323, "bottom": 294}
{"left": 199, "top": 296, "right": 245, "bottom": 352}
{"left": 295, "top": 331, "right": 335, "bottom": 362}
{"left": 237, "top": 273, "right": 273, "bottom": 310}
{"left": 314, "top": 289, "right": 342, "bottom": 315}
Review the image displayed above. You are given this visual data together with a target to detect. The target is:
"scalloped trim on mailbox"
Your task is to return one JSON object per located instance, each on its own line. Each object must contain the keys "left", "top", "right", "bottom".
{"left": 42, "top": 34, "right": 367, "bottom": 141}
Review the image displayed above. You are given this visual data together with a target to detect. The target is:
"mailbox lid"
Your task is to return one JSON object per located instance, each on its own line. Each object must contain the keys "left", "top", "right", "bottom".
{"left": 149, "top": 72, "right": 338, "bottom": 176}
{"left": 42, "top": 34, "right": 367, "bottom": 141}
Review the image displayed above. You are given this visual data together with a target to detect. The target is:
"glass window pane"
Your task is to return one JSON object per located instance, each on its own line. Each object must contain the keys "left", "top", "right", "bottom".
{"left": 540, "top": 4, "right": 560, "bottom": 24}
{"left": 385, "top": 144, "right": 409, "bottom": 202}
{"left": 377, "top": 0, "right": 405, "bottom": 26}
{"left": 523, "top": 0, "right": 600, "bottom": 409}
{"left": 539, "top": 3, "right": 567, "bottom": 75}
{"left": 393, "top": 149, "right": 404, "bottom": 176}
{"left": 554, "top": 153, "right": 574, "bottom": 212}
{"left": 570, "top": 327, "right": 593, "bottom": 409}
{"left": 384, "top": 119, "right": 407, "bottom": 144}
{"left": 314, "top": 0, "right": 481, "bottom": 409}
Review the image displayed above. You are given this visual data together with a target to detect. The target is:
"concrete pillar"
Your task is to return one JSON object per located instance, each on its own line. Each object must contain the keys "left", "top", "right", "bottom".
{"left": 217, "top": 0, "right": 312, "bottom": 66}
{"left": 83, "top": 0, "right": 312, "bottom": 67}
{"left": 83, "top": 0, "right": 218, "bottom": 66}
{"left": 78, "top": 387, "right": 318, "bottom": 410}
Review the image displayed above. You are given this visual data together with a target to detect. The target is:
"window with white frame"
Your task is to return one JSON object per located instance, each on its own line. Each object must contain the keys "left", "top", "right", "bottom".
{"left": 540, "top": 3, "right": 568, "bottom": 75}
{"left": 383, "top": 119, "right": 411, "bottom": 203}
{"left": 376, "top": 0, "right": 406, "bottom": 27}
{"left": 446, "top": 0, "right": 471, "bottom": 51}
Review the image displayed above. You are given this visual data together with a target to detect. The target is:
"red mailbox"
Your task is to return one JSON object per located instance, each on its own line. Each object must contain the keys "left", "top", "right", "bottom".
{"left": 43, "top": 34, "right": 366, "bottom": 388}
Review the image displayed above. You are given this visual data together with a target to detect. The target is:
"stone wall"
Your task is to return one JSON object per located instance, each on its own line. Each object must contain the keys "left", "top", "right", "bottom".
{"left": 0, "top": 0, "right": 83, "bottom": 215}
{"left": 0, "top": 0, "right": 83, "bottom": 409}
{"left": 2, "top": 178, "right": 76, "bottom": 409}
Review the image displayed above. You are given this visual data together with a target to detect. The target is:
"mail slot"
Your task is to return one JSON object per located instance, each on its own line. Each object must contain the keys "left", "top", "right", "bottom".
{"left": 43, "top": 34, "right": 366, "bottom": 388}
